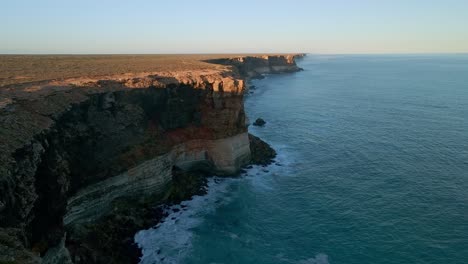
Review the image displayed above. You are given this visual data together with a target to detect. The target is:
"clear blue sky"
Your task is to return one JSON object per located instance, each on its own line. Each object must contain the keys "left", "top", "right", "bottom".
{"left": 2, "top": 0, "right": 468, "bottom": 54}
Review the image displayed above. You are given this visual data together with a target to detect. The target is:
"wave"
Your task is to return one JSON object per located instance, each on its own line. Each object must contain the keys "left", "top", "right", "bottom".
{"left": 134, "top": 141, "right": 295, "bottom": 264}
{"left": 298, "top": 254, "right": 330, "bottom": 264}
{"left": 134, "top": 176, "right": 238, "bottom": 264}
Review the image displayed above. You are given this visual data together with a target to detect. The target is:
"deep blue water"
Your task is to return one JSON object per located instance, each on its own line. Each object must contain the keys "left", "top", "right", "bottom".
{"left": 136, "top": 55, "right": 468, "bottom": 264}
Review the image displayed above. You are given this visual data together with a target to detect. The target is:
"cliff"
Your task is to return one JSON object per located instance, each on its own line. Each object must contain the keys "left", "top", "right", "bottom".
{"left": 205, "top": 54, "right": 304, "bottom": 79}
{"left": 0, "top": 54, "right": 304, "bottom": 264}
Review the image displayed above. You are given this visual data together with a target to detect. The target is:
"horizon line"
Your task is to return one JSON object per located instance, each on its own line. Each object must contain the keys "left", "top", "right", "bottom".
{"left": 1, "top": 52, "right": 468, "bottom": 56}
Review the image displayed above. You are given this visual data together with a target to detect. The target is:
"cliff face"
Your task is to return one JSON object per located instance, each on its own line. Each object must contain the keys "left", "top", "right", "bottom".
{"left": 205, "top": 54, "right": 304, "bottom": 79}
{"left": 0, "top": 54, "right": 303, "bottom": 263}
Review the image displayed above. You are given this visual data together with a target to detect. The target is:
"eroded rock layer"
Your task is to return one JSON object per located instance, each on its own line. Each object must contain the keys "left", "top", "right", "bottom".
{"left": 205, "top": 54, "right": 304, "bottom": 79}
{"left": 0, "top": 54, "right": 304, "bottom": 263}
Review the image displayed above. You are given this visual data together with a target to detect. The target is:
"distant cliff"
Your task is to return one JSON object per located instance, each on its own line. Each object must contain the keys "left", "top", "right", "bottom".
{"left": 205, "top": 54, "right": 304, "bottom": 79}
{"left": 0, "top": 54, "right": 304, "bottom": 264}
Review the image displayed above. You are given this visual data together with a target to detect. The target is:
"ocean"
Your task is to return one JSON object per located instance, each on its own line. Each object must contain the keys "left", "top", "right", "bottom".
{"left": 135, "top": 54, "right": 468, "bottom": 264}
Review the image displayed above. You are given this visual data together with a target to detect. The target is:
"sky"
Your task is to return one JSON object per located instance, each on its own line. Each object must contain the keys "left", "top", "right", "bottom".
{"left": 1, "top": 0, "right": 468, "bottom": 54}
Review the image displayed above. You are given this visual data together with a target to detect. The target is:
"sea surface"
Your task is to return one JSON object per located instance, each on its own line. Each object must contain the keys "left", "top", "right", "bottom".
{"left": 135, "top": 55, "right": 468, "bottom": 264}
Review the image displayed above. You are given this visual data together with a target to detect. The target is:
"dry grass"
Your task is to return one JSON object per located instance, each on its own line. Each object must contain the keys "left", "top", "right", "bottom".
{"left": 0, "top": 54, "right": 279, "bottom": 87}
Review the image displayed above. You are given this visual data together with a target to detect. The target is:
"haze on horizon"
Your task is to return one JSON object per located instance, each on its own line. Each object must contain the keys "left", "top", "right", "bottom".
{"left": 2, "top": 0, "right": 468, "bottom": 54}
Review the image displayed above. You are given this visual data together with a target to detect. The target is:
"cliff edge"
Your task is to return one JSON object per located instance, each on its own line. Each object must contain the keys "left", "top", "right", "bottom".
{"left": 0, "top": 54, "right": 304, "bottom": 264}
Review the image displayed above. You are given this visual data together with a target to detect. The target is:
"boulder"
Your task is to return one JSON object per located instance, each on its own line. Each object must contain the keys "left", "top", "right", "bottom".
{"left": 248, "top": 134, "right": 276, "bottom": 166}
{"left": 253, "top": 118, "right": 266, "bottom": 126}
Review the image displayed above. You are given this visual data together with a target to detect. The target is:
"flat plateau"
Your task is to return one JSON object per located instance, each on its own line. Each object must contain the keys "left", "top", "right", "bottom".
{"left": 0, "top": 54, "right": 296, "bottom": 88}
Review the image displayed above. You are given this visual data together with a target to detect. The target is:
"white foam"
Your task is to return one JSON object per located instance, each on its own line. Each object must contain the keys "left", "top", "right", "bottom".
{"left": 298, "top": 254, "right": 330, "bottom": 264}
{"left": 135, "top": 143, "right": 296, "bottom": 264}
{"left": 135, "top": 177, "right": 238, "bottom": 264}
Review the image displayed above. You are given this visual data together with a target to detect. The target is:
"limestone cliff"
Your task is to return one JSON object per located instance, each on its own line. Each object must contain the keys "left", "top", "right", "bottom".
{"left": 205, "top": 54, "right": 304, "bottom": 79}
{"left": 0, "top": 54, "right": 304, "bottom": 263}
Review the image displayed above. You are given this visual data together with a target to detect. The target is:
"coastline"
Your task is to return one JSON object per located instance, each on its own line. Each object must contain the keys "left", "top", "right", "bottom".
{"left": 0, "top": 53, "right": 305, "bottom": 264}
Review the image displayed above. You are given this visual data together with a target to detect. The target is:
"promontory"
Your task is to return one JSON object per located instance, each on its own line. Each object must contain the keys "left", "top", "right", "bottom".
{"left": 0, "top": 53, "right": 304, "bottom": 264}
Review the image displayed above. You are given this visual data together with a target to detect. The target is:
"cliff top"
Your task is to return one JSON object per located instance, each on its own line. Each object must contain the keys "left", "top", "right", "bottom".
{"left": 0, "top": 54, "right": 302, "bottom": 88}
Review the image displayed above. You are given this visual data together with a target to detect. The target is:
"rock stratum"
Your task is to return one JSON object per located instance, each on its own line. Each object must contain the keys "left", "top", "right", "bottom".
{"left": 0, "top": 54, "right": 304, "bottom": 263}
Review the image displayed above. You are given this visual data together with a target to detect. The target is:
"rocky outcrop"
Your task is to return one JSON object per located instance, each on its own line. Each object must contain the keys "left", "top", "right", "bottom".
{"left": 63, "top": 132, "right": 250, "bottom": 227}
{"left": 0, "top": 54, "right": 303, "bottom": 263}
{"left": 205, "top": 54, "right": 305, "bottom": 79}
{"left": 248, "top": 134, "right": 277, "bottom": 166}
{"left": 253, "top": 118, "right": 266, "bottom": 127}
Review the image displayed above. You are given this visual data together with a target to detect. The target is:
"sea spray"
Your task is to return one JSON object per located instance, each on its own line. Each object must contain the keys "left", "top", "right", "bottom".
{"left": 135, "top": 143, "right": 295, "bottom": 264}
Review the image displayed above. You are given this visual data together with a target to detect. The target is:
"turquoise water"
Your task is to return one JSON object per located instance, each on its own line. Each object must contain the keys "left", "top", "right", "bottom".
{"left": 136, "top": 55, "right": 468, "bottom": 264}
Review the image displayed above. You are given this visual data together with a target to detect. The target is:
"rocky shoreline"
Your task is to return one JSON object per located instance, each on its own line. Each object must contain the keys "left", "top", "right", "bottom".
{"left": 0, "top": 54, "right": 304, "bottom": 264}
{"left": 65, "top": 133, "right": 277, "bottom": 264}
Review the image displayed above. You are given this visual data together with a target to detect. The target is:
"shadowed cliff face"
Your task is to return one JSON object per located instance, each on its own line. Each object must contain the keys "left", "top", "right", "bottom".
{"left": 0, "top": 54, "right": 303, "bottom": 264}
